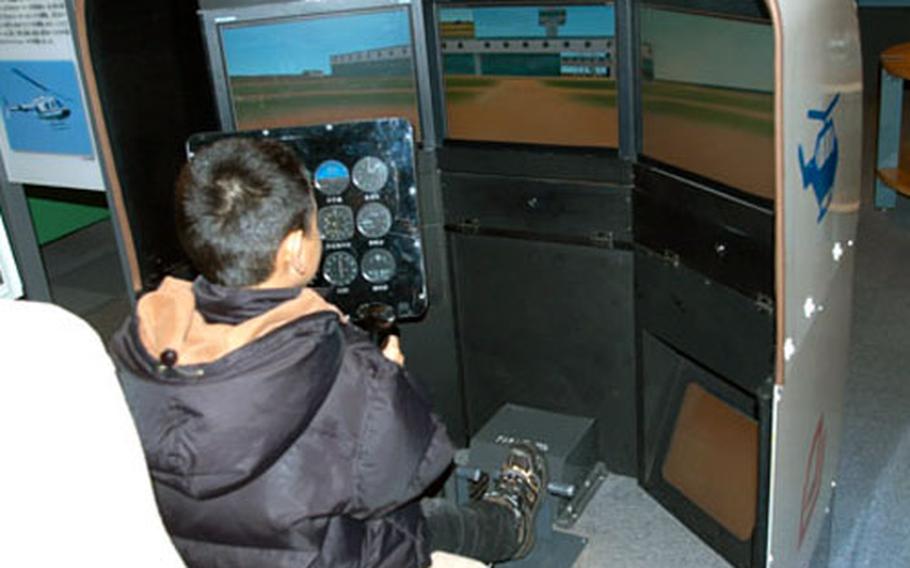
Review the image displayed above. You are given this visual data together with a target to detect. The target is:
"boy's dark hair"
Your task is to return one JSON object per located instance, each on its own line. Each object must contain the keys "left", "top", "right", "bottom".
{"left": 175, "top": 137, "right": 316, "bottom": 288}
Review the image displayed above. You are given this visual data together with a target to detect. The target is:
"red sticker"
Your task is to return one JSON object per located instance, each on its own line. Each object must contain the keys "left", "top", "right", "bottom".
{"left": 798, "top": 415, "right": 827, "bottom": 549}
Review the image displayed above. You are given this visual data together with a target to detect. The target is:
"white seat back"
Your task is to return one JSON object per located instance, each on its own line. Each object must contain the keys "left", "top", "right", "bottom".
{"left": 430, "top": 551, "right": 489, "bottom": 568}
{"left": 0, "top": 300, "right": 183, "bottom": 566}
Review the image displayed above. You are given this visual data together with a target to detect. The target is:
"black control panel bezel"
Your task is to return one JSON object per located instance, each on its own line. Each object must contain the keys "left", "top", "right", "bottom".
{"left": 186, "top": 118, "right": 428, "bottom": 321}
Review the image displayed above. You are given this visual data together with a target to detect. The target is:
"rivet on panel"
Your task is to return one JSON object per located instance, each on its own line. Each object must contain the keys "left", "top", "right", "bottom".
{"left": 803, "top": 297, "right": 817, "bottom": 319}
{"left": 832, "top": 242, "right": 844, "bottom": 262}
{"left": 784, "top": 338, "right": 796, "bottom": 362}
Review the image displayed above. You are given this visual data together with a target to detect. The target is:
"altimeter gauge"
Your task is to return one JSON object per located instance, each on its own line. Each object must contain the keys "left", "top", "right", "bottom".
{"left": 361, "top": 248, "right": 397, "bottom": 284}
{"left": 356, "top": 202, "right": 393, "bottom": 239}
{"left": 352, "top": 156, "right": 390, "bottom": 193}
{"left": 318, "top": 205, "right": 355, "bottom": 242}
{"left": 322, "top": 250, "right": 359, "bottom": 287}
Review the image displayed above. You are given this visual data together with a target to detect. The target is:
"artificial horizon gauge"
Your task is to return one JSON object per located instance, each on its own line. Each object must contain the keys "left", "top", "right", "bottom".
{"left": 356, "top": 202, "right": 393, "bottom": 238}
{"left": 318, "top": 205, "right": 355, "bottom": 242}
{"left": 352, "top": 156, "right": 390, "bottom": 193}
{"left": 322, "top": 250, "right": 359, "bottom": 287}
{"left": 314, "top": 160, "right": 350, "bottom": 196}
{"left": 361, "top": 248, "right": 397, "bottom": 284}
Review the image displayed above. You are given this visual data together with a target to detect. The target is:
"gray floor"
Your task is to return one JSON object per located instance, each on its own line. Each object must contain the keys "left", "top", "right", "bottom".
{"left": 824, "top": 108, "right": 910, "bottom": 567}
{"left": 819, "top": 44, "right": 910, "bottom": 561}
{"left": 42, "top": 218, "right": 131, "bottom": 342}
{"left": 571, "top": 475, "right": 728, "bottom": 567}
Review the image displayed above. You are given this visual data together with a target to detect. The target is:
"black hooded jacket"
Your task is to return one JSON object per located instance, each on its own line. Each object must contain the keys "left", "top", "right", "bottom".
{"left": 109, "top": 277, "right": 454, "bottom": 567}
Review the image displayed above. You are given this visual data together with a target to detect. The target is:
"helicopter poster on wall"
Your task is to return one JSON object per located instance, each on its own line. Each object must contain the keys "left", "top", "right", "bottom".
{"left": 0, "top": 0, "right": 104, "bottom": 191}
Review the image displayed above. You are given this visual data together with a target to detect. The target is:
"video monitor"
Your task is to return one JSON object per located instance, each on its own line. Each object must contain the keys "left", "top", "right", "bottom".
{"left": 218, "top": 8, "right": 421, "bottom": 137}
{"left": 438, "top": 3, "right": 618, "bottom": 148}
{"left": 641, "top": 6, "right": 774, "bottom": 199}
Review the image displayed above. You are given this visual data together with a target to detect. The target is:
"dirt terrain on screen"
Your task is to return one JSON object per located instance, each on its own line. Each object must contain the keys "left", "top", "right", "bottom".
{"left": 230, "top": 75, "right": 420, "bottom": 135}
{"left": 644, "top": 115, "right": 774, "bottom": 199}
{"left": 446, "top": 76, "right": 619, "bottom": 148}
{"left": 446, "top": 76, "right": 773, "bottom": 199}
{"left": 235, "top": 104, "right": 421, "bottom": 134}
{"left": 230, "top": 74, "right": 773, "bottom": 199}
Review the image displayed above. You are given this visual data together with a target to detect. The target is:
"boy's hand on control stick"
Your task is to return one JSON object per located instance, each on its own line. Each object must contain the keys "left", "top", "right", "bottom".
{"left": 381, "top": 335, "right": 405, "bottom": 366}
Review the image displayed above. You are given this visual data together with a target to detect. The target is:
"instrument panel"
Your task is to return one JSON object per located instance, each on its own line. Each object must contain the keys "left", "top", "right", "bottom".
{"left": 186, "top": 118, "right": 428, "bottom": 321}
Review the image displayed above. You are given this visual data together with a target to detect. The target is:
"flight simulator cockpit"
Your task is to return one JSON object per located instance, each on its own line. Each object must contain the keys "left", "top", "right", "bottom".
{"left": 79, "top": 0, "right": 861, "bottom": 566}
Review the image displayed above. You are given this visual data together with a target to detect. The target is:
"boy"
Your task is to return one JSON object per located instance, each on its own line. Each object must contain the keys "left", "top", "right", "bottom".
{"left": 109, "top": 137, "right": 546, "bottom": 567}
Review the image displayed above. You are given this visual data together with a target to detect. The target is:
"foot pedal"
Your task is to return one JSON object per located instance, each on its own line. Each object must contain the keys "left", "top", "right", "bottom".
{"left": 459, "top": 404, "right": 608, "bottom": 567}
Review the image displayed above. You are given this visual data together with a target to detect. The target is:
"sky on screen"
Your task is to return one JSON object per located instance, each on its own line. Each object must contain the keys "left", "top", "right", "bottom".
{"left": 223, "top": 9, "right": 411, "bottom": 76}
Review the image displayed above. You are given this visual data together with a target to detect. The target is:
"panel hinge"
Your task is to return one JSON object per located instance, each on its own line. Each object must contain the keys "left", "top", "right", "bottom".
{"left": 755, "top": 293, "right": 775, "bottom": 314}
{"left": 455, "top": 218, "right": 481, "bottom": 234}
{"left": 589, "top": 231, "right": 614, "bottom": 248}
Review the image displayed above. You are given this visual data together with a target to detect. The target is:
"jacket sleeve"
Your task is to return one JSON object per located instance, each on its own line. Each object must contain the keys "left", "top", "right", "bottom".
{"left": 348, "top": 348, "right": 455, "bottom": 520}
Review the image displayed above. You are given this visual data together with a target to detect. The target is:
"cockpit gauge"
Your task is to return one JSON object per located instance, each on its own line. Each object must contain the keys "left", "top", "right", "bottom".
{"left": 352, "top": 156, "right": 390, "bottom": 193}
{"left": 356, "top": 202, "right": 393, "bottom": 239}
{"left": 185, "top": 119, "right": 426, "bottom": 320}
{"left": 314, "top": 160, "right": 350, "bottom": 196}
{"left": 361, "top": 248, "right": 397, "bottom": 284}
{"left": 322, "top": 250, "right": 359, "bottom": 287}
{"left": 317, "top": 205, "right": 355, "bottom": 242}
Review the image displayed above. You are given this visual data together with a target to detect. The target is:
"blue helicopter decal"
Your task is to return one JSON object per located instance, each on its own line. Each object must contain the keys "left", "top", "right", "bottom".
{"left": 798, "top": 94, "right": 840, "bottom": 223}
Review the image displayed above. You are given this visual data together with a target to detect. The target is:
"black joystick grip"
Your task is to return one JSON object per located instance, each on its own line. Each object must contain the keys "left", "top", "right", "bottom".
{"left": 355, "top": 303, "right": 399, "bottom": 345}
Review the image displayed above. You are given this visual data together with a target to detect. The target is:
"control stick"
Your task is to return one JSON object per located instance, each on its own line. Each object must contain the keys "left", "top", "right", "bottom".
{"left": 355, "top": 302, "right": 399, "bottom": 346}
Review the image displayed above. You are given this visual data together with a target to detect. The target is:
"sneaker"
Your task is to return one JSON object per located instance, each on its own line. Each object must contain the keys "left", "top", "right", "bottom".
{"left": 481, "top": 441, "right": 548, "bottom": 559}
{"left": 467, "top": 470, "right": 490, "bottom": 501}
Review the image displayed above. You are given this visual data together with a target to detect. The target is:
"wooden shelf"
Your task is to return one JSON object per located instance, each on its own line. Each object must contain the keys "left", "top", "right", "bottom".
{"left": 878, "top": 167, "right": 910, "bottom": 197}
{"left": 882, "top": 43, "right": 910, "bottom": 80}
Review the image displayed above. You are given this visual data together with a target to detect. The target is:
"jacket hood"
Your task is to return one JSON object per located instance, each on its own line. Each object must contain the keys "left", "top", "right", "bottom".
{"left": 110, "top": 277, "right": 347, "bottom": 499}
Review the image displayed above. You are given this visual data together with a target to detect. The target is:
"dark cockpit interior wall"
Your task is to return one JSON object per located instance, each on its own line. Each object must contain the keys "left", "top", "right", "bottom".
{"left": 79, "top": 0, "right": 776, "bottom": 565}
{"left": 80, "top": 0, "right": 219, "bottom": 289}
